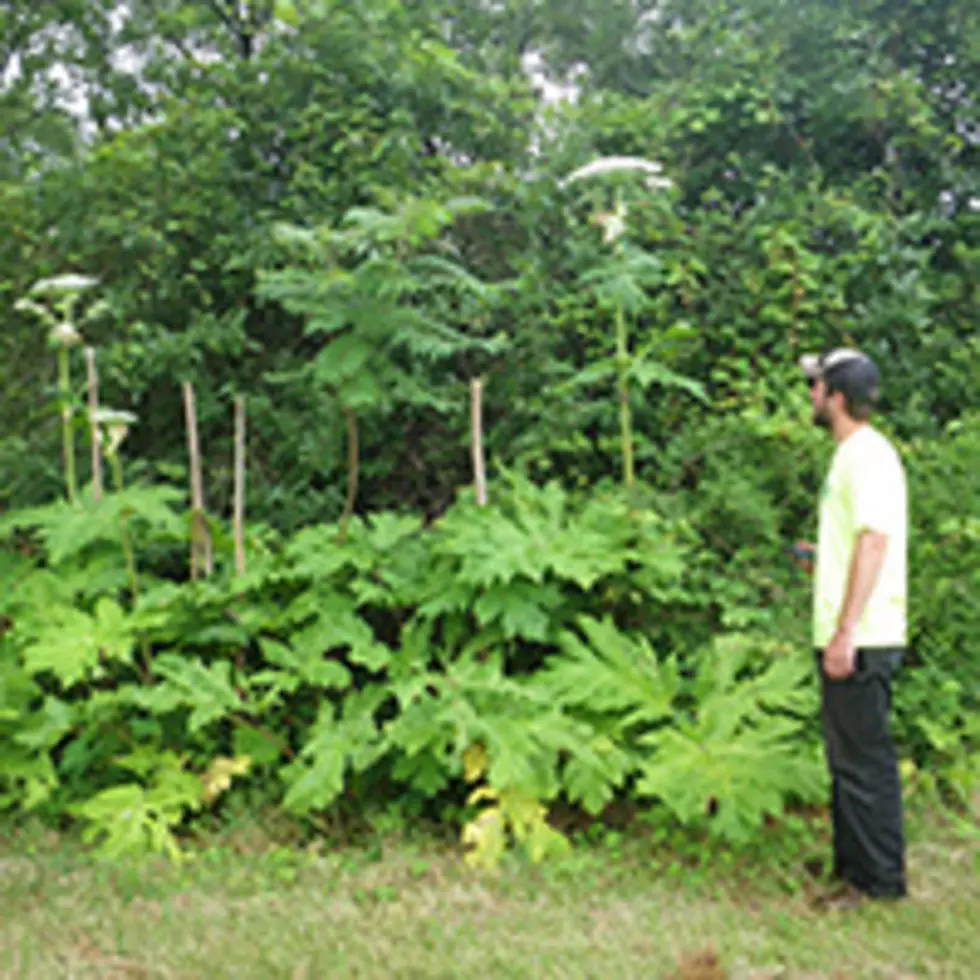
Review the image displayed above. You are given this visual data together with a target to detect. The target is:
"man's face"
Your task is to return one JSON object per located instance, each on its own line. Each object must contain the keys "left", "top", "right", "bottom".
{"left": 809, "top": 375, "right": 831, "bottom": 428}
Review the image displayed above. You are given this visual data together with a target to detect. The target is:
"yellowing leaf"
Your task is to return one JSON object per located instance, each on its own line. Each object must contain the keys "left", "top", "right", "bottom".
{"left": 465, "top": 785, "right": 498, "bottom": 807}
{"left": 201, "top": 755, "right": 252, "bottom": 805}
{"left": 497, "top": 790, "right": 570, "bottom": 865}
{"left": 463, "top": 743, "right": 487, "bottom": 783}
{"left": 461, "top": 785, "right": 569, "bottom": 871}
{"left": 461, "top": 806, "right": 507, "bottom": 871}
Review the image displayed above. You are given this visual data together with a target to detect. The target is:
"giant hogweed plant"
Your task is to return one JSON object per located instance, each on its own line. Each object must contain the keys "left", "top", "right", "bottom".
{"left": 560, "top": 157, "right": 709, "bottom": 490}
{"left": 0, "top": 452, "right": 826, "bottom": 867}
{"left": 221, "top": 480, "right": 825, "bottom": 866}
{"left": 14, "top": 275, "right": 109, "bottom": 505}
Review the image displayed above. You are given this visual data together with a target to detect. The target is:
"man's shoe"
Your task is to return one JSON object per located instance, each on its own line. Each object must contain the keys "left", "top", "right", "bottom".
{"left": 810, "top": 882, "right": 867, "bottom": 912}
{"left": 810, "top": 880, "right": 907, "bottom": 912}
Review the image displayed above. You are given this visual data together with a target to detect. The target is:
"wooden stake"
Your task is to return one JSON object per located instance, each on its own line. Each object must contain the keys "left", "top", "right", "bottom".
{"left": 233, "top": 395, "right": 246, "bottom": 577}
{"left": 182, "top": 381, "right": 212, "bottom": 579}
{"left": 84, "top": 347, "right": 103, "bottom": 503}
{"left": 470, "top": 378, "right": 487, "bottom": 507}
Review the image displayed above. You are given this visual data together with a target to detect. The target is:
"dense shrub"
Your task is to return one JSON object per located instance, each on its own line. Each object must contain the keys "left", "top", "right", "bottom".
{"left": 0, "top": 465, "right": 826, "bottom": 860}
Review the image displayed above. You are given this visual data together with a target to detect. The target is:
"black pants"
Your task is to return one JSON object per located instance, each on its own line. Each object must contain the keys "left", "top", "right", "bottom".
{"left": 816, "top": 647, "right": 907, "bottom": 898}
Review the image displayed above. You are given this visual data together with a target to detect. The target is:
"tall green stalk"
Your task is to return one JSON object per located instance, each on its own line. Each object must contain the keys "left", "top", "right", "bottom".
{"left": 614, "top": 299, "right": 634, "bottom": 490}
{"left": 560, "top": 156, "right": 674, "bottom": 495}
{"left": 57, "top": 345, "right": 78, "bottom": 505}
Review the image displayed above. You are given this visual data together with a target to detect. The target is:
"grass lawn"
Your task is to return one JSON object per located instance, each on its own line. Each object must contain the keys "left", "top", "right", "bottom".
{"left": 1, "top": 808, "right": 977, "bottom": 980}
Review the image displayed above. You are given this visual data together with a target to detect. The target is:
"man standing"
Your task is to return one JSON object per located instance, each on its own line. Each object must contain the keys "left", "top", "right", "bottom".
{"left": 798, "top": 348, "right": 909, "bottom": 906}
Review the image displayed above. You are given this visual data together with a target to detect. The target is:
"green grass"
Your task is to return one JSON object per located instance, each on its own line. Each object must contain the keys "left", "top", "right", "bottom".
{"left": 1, "top": 808, "right": 978, "bottom": 979}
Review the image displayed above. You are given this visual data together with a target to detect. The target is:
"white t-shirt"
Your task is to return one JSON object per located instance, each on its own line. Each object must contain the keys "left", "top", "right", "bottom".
{"left": 813, "top": 424, "right": 908, "bottom": 649}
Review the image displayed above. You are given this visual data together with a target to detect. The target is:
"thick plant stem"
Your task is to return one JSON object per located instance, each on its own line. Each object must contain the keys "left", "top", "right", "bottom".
{"left": 58, "top": 348, "right": 78, "bottom": 504}
{"left": 470, "top": 378, "right": 487, "bottom": 506}
{"left": 615, "top": 301, "right": 634, "bottom": 490}
{"left": 85, "top": 347, "right": 103, "bottom": 503}
{"left": 182, "top": 381, "right": 212, "bottom": 580}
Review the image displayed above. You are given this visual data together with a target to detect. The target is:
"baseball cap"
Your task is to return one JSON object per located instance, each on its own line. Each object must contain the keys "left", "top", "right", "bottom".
{"left": 799, "top": 348, "right": 881, "bottom": 404}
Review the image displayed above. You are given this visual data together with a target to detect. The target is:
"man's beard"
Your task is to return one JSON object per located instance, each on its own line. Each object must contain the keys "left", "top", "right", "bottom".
{"left": 812, "top": 407, "right": 830, "bottom": 429}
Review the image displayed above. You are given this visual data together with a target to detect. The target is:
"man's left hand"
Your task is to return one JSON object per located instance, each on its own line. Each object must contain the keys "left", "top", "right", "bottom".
{"left": 823, "top": 626, "right": 857, "bottom": 679}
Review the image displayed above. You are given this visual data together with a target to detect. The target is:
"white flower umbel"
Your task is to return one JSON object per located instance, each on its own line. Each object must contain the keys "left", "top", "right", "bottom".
{"left": 93, "top": 408, "right": 143, "bottom": 617}
{"left": 594, "top": 200, "right": 629, "bottom": 244}
{"left": 14, "top": 298, "right": 55, "bottom": 329}
{"left": 51, "top": 322, "right": 83, "bottom": 348}
{"left": 561, "top": 155, "right": 673, "bottom": 189}
{"left": 30, "top": 274, "right": 100, "bottom": 296}
{"left": 94, "top": 409, "right": 138, "bottom": 457}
